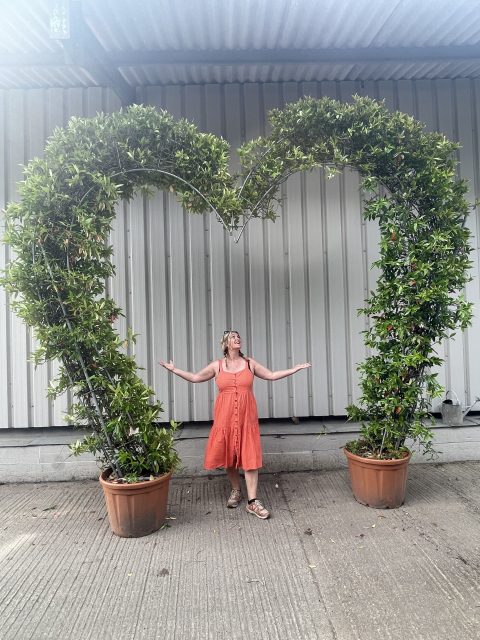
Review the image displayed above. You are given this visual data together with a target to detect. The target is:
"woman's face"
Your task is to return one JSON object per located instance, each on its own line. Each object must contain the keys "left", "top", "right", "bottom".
{"left": 228, "top": 331, "right": 241, "bottom": 350}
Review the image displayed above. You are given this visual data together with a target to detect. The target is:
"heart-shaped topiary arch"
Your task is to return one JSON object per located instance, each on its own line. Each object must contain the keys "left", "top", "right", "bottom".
{"left": 2, "top": 96, "right": 473, "bottom": 480}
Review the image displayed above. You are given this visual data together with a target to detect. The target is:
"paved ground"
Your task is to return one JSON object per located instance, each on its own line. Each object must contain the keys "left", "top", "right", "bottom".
{"left": 1, "top": 461, "right": 479, "bottom": 640}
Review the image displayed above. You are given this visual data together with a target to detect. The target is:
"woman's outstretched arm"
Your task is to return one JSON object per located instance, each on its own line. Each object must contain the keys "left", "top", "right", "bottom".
{"left": 249, "top": 359, "right": 311, "bottom": 381}
{"left": 159, "top": 360, "right": 217, "bottom": 383}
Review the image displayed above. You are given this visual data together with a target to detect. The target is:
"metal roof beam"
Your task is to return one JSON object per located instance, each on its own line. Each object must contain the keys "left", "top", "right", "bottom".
{"left": 2, "top": 46, "right": 480, "bottom": 72}
{"left": 111, "top": 45, "right": 480, "bottom": 67}
{"left": 2, "top": 44, "right": 480, "bottom": 88}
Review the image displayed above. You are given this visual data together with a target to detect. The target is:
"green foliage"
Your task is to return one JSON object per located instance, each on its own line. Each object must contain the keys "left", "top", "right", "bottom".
{"left": 238, "top": 96, "right": 473, "bottom": 457}
{"left": 1, "top": 98, "right": 473, "bottom": 472}
{"left": 1, "top": 105, "right": 236, "bottom": 482}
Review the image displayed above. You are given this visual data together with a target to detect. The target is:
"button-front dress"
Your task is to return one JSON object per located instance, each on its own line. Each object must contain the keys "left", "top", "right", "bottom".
{"left": 204, "top": 359, "right": 262, "bottom": 471}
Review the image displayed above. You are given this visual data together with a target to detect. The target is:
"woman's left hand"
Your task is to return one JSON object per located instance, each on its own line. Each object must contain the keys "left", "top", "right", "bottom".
{"left": 295, "top": 363, "right": 312, "bottom": 370}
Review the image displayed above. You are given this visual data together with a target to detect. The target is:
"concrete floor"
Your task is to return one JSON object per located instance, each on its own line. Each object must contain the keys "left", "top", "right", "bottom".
{"left": 0, "top": 461, "right": 479, "bottom": 639}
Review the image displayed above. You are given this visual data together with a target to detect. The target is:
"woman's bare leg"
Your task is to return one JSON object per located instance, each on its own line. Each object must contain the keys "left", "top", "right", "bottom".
{"left": 244, "top": 469, "right": 259, "bottom": 501}
{"left": 226, "top": 467, "right": 241, "bottom": 490}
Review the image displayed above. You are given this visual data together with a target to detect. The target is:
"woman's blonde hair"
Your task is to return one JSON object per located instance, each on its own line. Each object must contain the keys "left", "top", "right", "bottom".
{"left": 221, "top": 330, "right": 245, "bottom": 358}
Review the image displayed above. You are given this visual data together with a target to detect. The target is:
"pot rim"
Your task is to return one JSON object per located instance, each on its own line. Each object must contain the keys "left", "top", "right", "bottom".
{"left": 99, "top": 468, "right": 173, "bottom": 489}
{"left": 343, "top": 448, "right": 411, "bottom": 465}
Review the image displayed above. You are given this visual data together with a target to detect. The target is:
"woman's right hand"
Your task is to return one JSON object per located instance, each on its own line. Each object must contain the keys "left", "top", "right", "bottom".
{"left": 159, "top": 360, "right": 175, "bottom": 371}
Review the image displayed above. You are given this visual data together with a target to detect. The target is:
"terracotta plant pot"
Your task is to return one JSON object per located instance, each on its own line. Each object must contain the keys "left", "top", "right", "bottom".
{"left": 99, "top": 469, "right": 173, "bottom": 537}
{"left": 344, "top": 448, "right": 411, "bottom": 509}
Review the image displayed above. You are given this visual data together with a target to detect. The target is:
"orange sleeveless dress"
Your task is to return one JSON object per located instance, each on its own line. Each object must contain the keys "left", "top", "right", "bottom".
{"left": 204, "top": 360, "right": 262, "bottom": 471}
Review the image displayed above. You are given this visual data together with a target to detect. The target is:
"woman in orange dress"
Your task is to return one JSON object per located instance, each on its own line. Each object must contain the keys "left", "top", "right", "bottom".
{"left": 160, "top": 330, "right": 311, "bottom": 519}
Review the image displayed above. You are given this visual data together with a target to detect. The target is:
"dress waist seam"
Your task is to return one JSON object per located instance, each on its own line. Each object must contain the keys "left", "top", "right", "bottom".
{"left": 217, "top": 391, "right": 252, "bottom": 395}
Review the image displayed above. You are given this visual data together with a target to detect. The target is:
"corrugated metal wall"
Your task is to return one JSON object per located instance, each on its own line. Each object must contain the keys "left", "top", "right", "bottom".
{"left": 1, "top": 78, "right": 480, "bottom": 427}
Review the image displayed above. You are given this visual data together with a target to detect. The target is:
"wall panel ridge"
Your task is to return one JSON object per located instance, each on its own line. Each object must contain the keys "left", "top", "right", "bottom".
{"left": 0, "top": 79, "right": 479, "bottom": 428}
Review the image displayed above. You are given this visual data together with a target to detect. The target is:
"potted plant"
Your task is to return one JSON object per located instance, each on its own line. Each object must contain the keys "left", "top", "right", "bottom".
{"left": 1, "top": 105, "right": 237, "bottom": 536}
{"left": 234, "top": 96, "right": 473, "bottom": 508}
{"left": 340, "top": 112, "right": 474, "bottom": 508}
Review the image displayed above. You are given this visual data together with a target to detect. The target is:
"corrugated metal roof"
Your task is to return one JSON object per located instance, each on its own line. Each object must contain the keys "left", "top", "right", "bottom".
{"left": 1, "top": 0, "right": 480, "bottom": 91}
{"left": 118, "top": 58, "right": 480, "bottom": 86}
{"left": 0, "top": 66, "right": 98, "bottom": 89}
{"left": 0, "top": 1, "right": 60, "bottom": 54}
{"left": 84, "top": 0, "right": 480, "bottom": 52}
